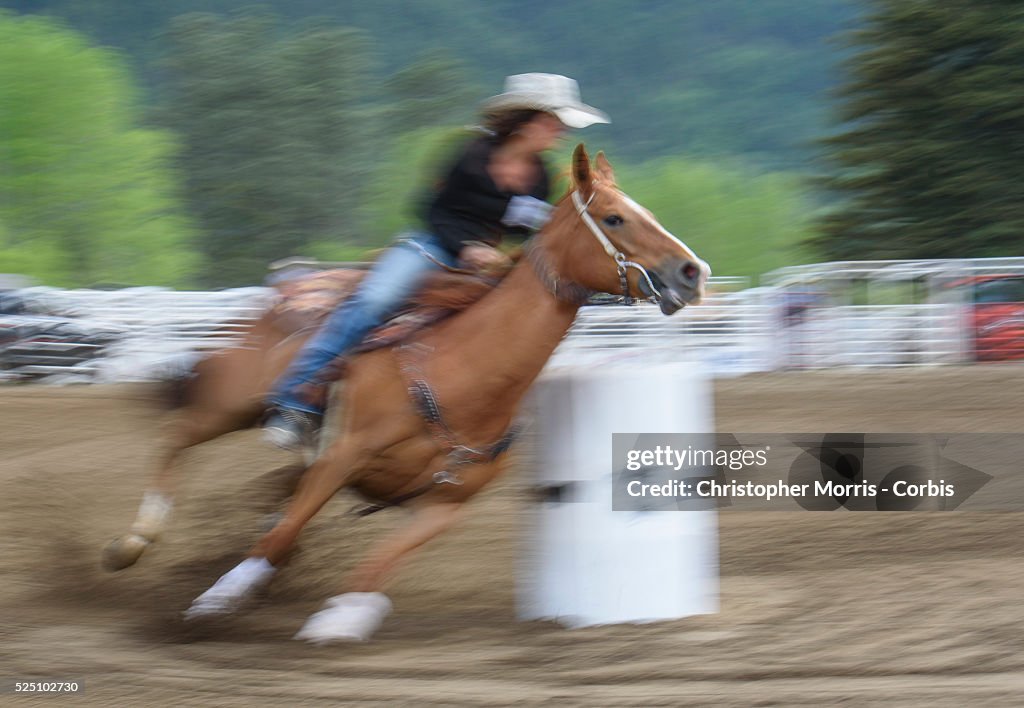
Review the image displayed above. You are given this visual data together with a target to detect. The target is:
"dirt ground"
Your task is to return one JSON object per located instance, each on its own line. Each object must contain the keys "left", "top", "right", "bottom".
{"left": 2, "top": 365, "right": 1024, "bottom": 706}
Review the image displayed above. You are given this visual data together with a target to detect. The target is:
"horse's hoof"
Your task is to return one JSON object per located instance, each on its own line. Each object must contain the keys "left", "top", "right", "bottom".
{"left": 183, "top": 591, "right": 243, "bottom": 621}
{"left": 294, "top": 592, "right": 392, "bottom": 644}
{"left": 183, "top": 557, "right": 277, "bottom": 621}
{"left": 102, "top": 534, "right": 151, "bottom": 572}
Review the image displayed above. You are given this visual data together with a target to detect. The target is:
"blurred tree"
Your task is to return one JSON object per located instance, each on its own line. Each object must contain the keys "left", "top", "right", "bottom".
{"left": 362, "top": 134, "right": 817, "bottom": 278}
{"left": 8, "top": 0, "right": 858, "bottom": 168}
{"left": 0, "top": 11, "right": 196, "bottom": 287}
{"left": 359, "top": 126, "right": 480, "bottom": 247}
{"left": 381, "top": 49, "right": 480, "bottom": 135}
{"left": 817, "top": 0, "right": 1024, "bottom": 259}
{"left": 615, "top": 156, "right": 815, "bottom": 279}
{"left": 350, "top": 53, "right": 481, "bottom": 250}
{"left": 162, "top": 11, "right": 373, "bottom": 286}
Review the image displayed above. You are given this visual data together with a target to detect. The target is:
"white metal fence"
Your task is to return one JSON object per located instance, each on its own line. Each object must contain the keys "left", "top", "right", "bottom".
{"left": 764, "top": 256, "right": 1024, "bottom": 367}
{"left": 2, "top": 261, "right": 1017, "bottom": 383}
{"left": 1, "top": 286, "right": 272, "bottom": 382}
{"left": 555, "top": 291, "right": 777, "bottom": 376}
{"left": 780, "top": 304, "right": 963, "bottom": 369}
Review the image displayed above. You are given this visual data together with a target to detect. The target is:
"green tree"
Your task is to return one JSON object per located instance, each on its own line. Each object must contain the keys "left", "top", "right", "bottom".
{"left": 364, "top": 136, "right": 815, "bottom": 278}
{"left": 163, "top": 11, "right": 373, "bottom": 286}
{"left": 359, "top": 126, "right": 479, "bottom": 248}
{"left": 354, "top": 50, "right": 483, "bottom": 252}
{"left": 817, "top": 0, "right": 1024, "bottom": 260}
{"left": 0, "top": 11, "right": 196, "bottom": 286}
{"left": 381, "top": 50, "right": 480, "bottom": 135}
{"left": 616, "top": 156, "right": 815, "bottom": 278}
{"left": 10, "top": 0, "right": 858, "bottom": 168}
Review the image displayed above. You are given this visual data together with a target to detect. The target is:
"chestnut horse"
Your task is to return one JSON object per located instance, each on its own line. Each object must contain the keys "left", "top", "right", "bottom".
{"left": 107, "top": 145, "right": 709, "bottom": 642}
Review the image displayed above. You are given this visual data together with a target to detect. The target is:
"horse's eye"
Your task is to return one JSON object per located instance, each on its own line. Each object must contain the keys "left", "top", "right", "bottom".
{"left": 603, "top": 215, "right": 624, "bottom": 227}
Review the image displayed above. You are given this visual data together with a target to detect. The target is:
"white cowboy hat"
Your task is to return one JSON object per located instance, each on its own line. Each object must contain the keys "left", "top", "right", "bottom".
{"left": 479, "top": 73, "right": 610, "bottom": 129}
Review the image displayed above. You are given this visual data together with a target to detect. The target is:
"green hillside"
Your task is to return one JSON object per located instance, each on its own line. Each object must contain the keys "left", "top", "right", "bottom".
{"left": 8, "top": 0, "right": 858, "bottom": 166}
{"left": 1, "top": 2, "right": 859, "bottom": 286}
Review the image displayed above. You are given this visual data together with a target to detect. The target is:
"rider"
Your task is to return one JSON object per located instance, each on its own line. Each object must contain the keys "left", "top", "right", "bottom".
{"left": 263, "top": 73, "right": 610, "bottom": 450}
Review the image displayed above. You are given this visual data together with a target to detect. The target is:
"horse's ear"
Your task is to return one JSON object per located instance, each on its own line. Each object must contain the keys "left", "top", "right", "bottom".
{"left": 572, "top": 143, "right": 593, "bottom": 197}
{"left": 595, "top": 151, "right": 616, "bottom": 185}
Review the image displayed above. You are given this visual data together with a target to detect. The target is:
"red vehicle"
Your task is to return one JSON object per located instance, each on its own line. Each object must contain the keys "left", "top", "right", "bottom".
{"left": 966, "top": 276, "right": 1024, "bottom": 361}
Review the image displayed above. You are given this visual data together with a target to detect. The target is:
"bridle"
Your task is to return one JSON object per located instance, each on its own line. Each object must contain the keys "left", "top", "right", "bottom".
{"left": 528, "top": 188, "right": 667, "bottom": 307}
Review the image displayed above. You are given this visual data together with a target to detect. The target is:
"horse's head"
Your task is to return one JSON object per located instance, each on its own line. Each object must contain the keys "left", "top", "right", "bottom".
{"left": 540, "top": 144, "right": 710, "bottom": 314}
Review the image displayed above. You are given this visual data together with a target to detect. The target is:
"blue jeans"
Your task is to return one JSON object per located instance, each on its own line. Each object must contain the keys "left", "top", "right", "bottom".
{"left": 270, "top": 233, "right": 458, "bottom": 414}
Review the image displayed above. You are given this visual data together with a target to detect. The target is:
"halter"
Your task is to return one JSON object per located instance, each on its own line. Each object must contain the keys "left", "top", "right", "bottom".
{"left": 561, "top": 189, "right": 665, "bottom": 306}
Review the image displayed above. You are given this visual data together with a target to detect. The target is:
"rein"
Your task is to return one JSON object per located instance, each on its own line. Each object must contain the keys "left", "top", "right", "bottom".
{"left": 400, "top": 237, "right": 477, "bottom": 276}
{"left": 523, "top": 240, "right": 593, "bottom": 305}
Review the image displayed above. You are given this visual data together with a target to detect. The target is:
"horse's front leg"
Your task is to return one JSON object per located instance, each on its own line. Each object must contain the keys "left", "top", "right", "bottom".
{"left": 183, "top": 438, "right": 365, "bottom": 620}
{"left": 294, "top": 500, "right": 466, "bottom": 644}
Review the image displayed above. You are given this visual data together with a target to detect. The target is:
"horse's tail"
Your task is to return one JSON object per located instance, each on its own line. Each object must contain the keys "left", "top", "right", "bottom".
{"left": 158, "top": 352, "right": 204, "bottom": 411}
{"left": 156, "top": 313, "right": 271, "bottom": 411}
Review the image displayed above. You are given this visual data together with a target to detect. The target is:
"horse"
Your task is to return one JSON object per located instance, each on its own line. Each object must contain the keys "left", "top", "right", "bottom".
{"left": 105, "top": 144, "right": 710, "bottom": 642}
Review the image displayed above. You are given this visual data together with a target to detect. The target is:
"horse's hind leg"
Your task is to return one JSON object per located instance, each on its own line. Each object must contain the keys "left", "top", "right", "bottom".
{"left": 294, "top": 499, "right": 466, "bottom": 644}
{"left": 103, "top": 350, "right": 271, "bottom": 571}
{"left": 103, "top": 404, "right": 263, "bottom": 571}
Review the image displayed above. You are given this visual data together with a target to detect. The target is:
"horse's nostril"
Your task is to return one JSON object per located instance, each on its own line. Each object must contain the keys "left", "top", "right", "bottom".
{"left": 680, "top": 262, "right": 699, "bottom": 284}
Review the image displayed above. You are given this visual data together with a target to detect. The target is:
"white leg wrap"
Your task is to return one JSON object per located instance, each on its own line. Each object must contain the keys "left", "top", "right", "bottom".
{"left": 184, "top": 557, "right": 277, "bottom": 620}
{"left": 130, "top": 491, "right": 173, "bottom": 540}
{"left": 294, "top": 592, "right": 393, "bottom": 644}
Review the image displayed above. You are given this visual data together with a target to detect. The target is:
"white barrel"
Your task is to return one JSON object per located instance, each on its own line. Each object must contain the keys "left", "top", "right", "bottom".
{"left": 519, "top": 360, "right": 718, "bottom": 628}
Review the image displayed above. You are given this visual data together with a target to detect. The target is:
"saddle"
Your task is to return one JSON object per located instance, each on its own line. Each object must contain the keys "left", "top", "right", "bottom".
{"left": 269, "top": 264, "right": 505, "bottom": 353}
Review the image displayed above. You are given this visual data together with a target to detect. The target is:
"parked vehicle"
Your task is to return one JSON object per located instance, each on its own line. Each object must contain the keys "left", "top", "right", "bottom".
{"left": 965, "top": 276, "right": 1024, "bottom": 361}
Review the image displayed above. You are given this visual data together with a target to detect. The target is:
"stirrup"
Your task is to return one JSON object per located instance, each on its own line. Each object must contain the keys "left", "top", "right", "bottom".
{"left": 262, "top": 407, "right": 322, "bottom": 451}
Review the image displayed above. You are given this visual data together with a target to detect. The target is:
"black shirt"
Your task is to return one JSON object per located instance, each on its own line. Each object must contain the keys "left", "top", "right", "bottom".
{"left": 423, "top": 135, "right": 551, "bottom": 255}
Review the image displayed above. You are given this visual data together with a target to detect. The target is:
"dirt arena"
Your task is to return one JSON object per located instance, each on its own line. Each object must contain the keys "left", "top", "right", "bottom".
{"left": 2, "top": 366, "right": 1024, "bottom": 706}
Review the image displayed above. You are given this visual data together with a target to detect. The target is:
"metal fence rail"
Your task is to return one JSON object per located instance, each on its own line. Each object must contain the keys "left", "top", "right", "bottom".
{"left": 2, "top": 260, "right": 1017, "bottom": 383}
{"left": 781, "top": 304, "right": 963, "bottom": 369}
{"left": 1, "top": 287, "right": 273, "bottom": 382}
{"left": 554, "top": 292, "right": 778, "bottom": 376}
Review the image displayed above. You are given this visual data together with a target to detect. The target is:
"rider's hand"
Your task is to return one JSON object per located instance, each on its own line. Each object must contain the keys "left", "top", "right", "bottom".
{"left": 501, "top": 195, "right": 553, "bottom": 231}
{"left": 460, "top": 244, "right": 511, "bottom": 271}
